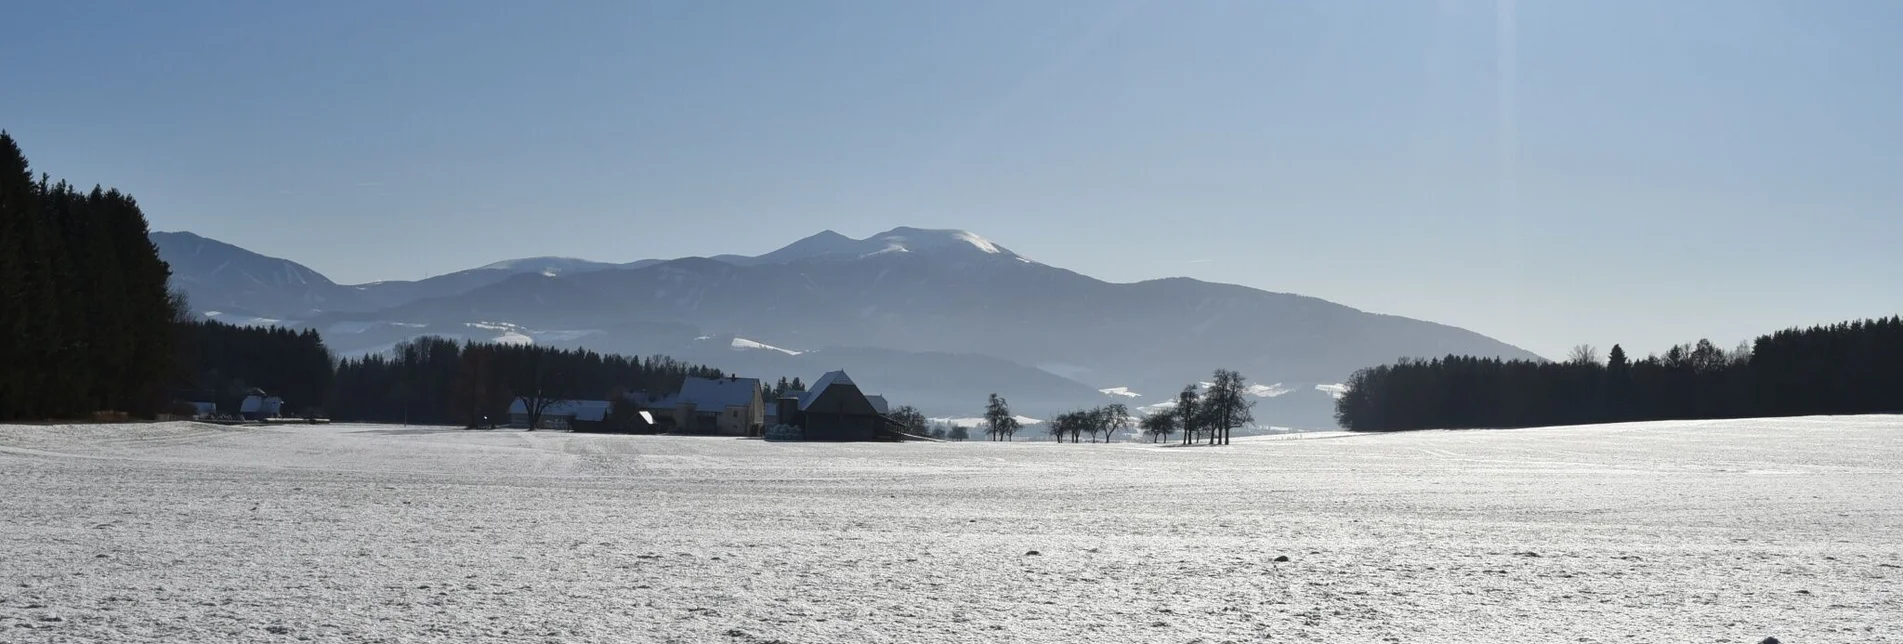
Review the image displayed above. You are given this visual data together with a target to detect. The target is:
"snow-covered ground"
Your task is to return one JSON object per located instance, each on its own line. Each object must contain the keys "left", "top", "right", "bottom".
{"left": 2, "top": 416, "right": 1899, "bottom": 643}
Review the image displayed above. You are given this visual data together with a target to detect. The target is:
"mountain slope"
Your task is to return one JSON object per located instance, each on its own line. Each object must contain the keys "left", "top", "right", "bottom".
{"left": 153, "top": 232, "right": 648, "bottom": 317}
{"left": 159, "top": 227, "right": 1541, "bottom": 424}
{"left": 151, "top": 231, "right": 368, "bottom": 318}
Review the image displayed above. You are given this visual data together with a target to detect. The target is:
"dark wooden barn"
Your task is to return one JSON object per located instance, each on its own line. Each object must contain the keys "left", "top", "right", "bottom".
{"left": 777, "top": 370, "right": 906, "bottom": 441}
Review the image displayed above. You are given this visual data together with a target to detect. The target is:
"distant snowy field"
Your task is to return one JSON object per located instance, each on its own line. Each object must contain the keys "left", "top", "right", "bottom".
{"left": 2, "top": 417, "right": 1900, "bottom": 643}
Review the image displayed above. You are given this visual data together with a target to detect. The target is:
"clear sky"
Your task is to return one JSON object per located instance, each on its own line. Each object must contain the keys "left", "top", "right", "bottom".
{"left": 4, "top": 0, "right": 1899, "bottom": 359}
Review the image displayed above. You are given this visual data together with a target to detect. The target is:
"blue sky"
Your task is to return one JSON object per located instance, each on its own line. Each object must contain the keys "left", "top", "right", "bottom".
{"left": 3, "top": 0, "right": 1899, "bottom": 358}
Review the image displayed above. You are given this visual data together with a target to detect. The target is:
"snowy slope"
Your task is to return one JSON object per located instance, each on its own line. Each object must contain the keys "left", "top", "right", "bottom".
{"left": 711, "top": 336, "right": 802, "bottom": 356}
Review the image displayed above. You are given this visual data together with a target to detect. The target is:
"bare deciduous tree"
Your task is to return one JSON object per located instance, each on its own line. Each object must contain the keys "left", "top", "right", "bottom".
{"left": 1139, "top": 410, "right": 1177, "bottom": 443}
{"left": 1201, "top": 369, "right": 1254, "bottom": 445}
{"left": 1175, "top": 385, "right": 1200, "bottom": 446}
{"left": 890, "top": 405, "right": 929, "bottom": 437}
{"left": 1101, "top": 403, "right": 1131, "bottom": 443}
{"left": 984, "top": 393, "right": 1020, "bottom": 441}
{"left": 509, "top": 350, "right": 570, "bottom": 431}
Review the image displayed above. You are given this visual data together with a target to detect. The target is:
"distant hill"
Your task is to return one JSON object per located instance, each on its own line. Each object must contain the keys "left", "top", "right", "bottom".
{"left": 153, "top": 231, "right": 645, "bottom": 318}
{"left": 155, "top": 227, "right": 1542, "bottom": 424}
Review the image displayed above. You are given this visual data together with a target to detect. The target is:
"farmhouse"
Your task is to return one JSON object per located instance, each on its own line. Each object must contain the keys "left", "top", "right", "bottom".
{"left": 666, "top": 376, "right": 765, "bottom": 436}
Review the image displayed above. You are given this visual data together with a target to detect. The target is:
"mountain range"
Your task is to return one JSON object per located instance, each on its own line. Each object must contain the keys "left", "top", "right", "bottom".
{"left": 152, "top": 227, "right": 1543, "bottom": 427}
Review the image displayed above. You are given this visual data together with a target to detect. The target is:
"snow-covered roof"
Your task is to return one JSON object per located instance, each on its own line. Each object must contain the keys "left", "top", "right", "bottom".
{"left": 638, "top": 392, "right": 679, "bottom": 410}
{"left": 507, "top": 399, "right": 613, "bottom": 422}
{"left": 678, "top": 376, "right": 760, "bottom": 410}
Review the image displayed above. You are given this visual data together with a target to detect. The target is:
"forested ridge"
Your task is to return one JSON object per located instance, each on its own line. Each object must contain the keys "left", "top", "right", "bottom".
{"left": 1335, "top": 316, "right": 1903, "bottom": 431}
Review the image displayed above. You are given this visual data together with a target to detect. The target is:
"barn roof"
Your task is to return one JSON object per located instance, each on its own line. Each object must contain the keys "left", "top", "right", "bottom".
{"left": 799, "top": 370, "right": 855, "bottom": 410}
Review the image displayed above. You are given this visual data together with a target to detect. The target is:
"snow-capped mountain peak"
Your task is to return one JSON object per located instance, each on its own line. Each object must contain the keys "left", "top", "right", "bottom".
{"left": 746, "top": 227, "right": 1030, "bottom": 265}
{"left": 867, "top": 227, "right": 1013, "bottom": 257}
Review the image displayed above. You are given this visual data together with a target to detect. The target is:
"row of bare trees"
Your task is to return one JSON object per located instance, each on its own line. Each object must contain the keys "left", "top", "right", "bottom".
{"left": 1137, "top": 369, "right": 1256, "bottom": 445}
{"left": 982, "top": 369, "right": 1257, "bottom": 446}
{"left": 1046, "top": 404, "right": 1132, "bottom": 442}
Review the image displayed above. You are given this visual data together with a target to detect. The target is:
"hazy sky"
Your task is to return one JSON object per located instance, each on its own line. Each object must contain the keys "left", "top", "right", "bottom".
{"left": 4, "top": 1, "right": 1899, "bottom": 359}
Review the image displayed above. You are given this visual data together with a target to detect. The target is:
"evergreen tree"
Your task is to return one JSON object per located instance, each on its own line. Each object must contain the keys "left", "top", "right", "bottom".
{"left": 0, "top": 134, "right": 179, "bottom": 420}
{"left": 0, "top": 133, "right": 33, "bottom": 418}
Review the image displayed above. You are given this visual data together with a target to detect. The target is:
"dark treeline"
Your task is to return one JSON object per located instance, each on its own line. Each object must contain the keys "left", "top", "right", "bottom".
{"left": 174, "top": 319, "right": 334, "bottom": 416}
{"left": 1336, "top": 316, "right": 1903, "bottom": 431}
{"left": 331, "top": 336, "right": 724, "bottom": 426}
{"left": 0, "top": 133, "right": 181, "bottom": 420}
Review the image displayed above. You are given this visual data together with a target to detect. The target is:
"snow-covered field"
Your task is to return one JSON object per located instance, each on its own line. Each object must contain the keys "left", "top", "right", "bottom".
{"left": 2, "top": 417, "right": 1899, "bottom": 643}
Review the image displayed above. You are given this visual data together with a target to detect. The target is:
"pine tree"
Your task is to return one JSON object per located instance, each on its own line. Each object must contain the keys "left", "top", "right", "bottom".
{"left": 0, "top": 135, "right": 180, "bottom": 419}
{"left": 0, "top": 133, "right": 33, "bottom": 419}
{"left": 1333, "top": 318, "right": 1903, "bottom": 431}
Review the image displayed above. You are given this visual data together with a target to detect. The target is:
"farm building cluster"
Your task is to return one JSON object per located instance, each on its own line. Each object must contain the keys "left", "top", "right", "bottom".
{"left": 507, "top": 370, "right": 913, "bottom": 441}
